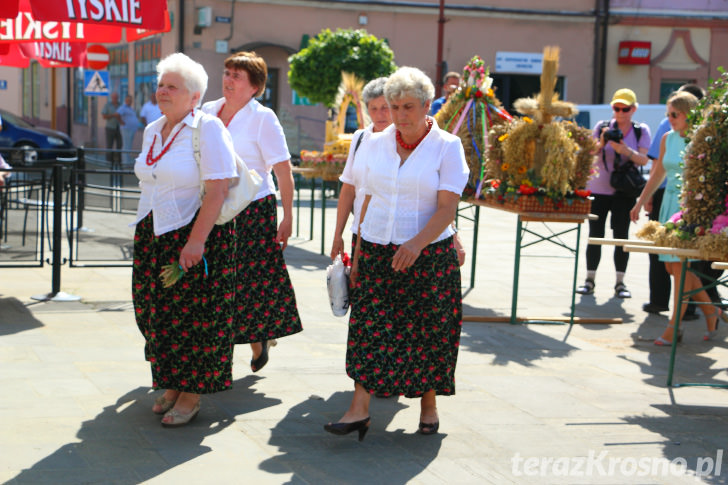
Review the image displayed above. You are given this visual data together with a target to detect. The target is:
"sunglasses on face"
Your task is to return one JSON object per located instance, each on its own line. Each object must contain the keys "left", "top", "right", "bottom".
{"left": 613, "top": 106, "right": 632, "bottom": 113}
{"left": 666, "top": 111, "right": 682, "bottom": 119}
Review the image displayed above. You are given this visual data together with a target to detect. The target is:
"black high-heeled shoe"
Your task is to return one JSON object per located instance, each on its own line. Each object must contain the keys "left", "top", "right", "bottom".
{"left": 323, "top": 417, "right": 370, "bottom": 441}
{"left": 251, "top": 339, "right": 276, "bottom": 372}
{"left": 418, "top": 421, "right": 440, "bottom": 435}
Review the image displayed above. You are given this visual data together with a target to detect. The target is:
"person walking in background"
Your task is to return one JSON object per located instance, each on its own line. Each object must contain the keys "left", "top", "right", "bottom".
{"left": 576, "top": 88, "right": 651, "bottom": 299}
{"left": 132, "top": 53, "right": 239, "bottom": 427}
{"left": 324, "top": 67, "right": 468, "bottom": 440}
{"left": 140, "top": 92, "right": 163, "bottom": 126}
{"left": 429, "top": 71, "right": 461, "bottom": 116}
{"left": 102, "top": 92, "right": 122, "bottom": 164}
{"left": 117, "top": 95, "right": 140, "bottom": 166}
{"left": 202, "top": 51, "right": 302, "bottom": 374}
{"left": 330, "top": 76, "right": 392, "bottom": 260}
{"left": 630, "top": 91, "right": 721, "bottom": 345}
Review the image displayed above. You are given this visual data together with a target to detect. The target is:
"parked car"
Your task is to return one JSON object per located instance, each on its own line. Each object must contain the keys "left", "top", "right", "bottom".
{"left": 0, "top": 109, "right": 76, "bottom": 165}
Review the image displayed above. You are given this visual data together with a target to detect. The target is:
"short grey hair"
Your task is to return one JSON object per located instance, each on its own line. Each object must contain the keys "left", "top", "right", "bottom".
{"left": 156, "top": 53, "right": 208, "bottom": 106}
{"left": 384, "top": 67, "right": 435, "bottom": 106}
{"left": 362, "top": 77, "right": 388, "bottom": 106}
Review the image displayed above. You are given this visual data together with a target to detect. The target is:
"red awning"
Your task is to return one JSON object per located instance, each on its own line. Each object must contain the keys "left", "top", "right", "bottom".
{"left": 0, "top": 0, "right": 169, "bottom": 43}
{"left": 32, "top": 0, "right": 167, "bottom": 30}
{"left": 18, "top": 41, "right": 87, "bottom": 68}
{"left": 0, "top": 43, "right": 29, "bottom": 67}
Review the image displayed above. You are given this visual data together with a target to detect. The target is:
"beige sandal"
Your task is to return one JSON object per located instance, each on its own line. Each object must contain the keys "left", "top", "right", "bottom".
{"left": 152, "top": 394, "right": 177, "bottom": 415}
{"left": 161, "top": 401, "right": 201, "bottom": 428}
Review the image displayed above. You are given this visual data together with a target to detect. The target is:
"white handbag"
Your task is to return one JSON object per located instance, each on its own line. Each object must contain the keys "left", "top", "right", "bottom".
{"left": 192, "top": 123, "right": 263, "bottom": 225}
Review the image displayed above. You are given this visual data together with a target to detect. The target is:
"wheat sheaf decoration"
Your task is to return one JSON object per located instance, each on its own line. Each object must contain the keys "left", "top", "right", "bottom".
{"left": 484, "top": 45, "right": 596, "bottom": 211}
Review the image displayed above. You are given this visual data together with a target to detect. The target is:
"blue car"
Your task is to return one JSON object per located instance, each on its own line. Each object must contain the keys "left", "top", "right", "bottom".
{"left": 0, "top": 109, "right": 76, "bottom": 165}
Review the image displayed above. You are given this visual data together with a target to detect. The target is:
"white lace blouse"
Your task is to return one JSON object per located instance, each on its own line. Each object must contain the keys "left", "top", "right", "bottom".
{"left": 339, "top": 123, "right": 374, "bottom": 234}
{"left": 360, "top": 121, "right": 468, "bottom": 245}
{"left": 132, "top": 111, "right": 238, "bottom": 236}
{"left": 202, "top": 98, "right": 290, "bottom": 201}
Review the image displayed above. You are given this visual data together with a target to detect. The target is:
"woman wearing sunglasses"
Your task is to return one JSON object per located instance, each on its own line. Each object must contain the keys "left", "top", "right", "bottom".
{"left": 577, "top": 88, "right": 651, "bottom": 299}
{"left": 629, "top": 91, "right": 721, "bottom": 345}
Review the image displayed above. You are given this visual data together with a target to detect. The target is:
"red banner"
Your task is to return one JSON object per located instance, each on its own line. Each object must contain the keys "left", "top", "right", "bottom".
{"left": 19, "top": 41, "right": 86, "bottom": 67}
{"left": 0, "top": 0, "right": 169, "bottom": 43}
{"left": 0, "top": 42, "right": 29, "bottom": 67}
{"left": 31, "top": 0, "right": 167, "bottom": 30}
{"left": 0, "top": 1, "right": 123, "bottom": 43}
{"left": 126, "top": 10, "right": 171, "bottom": 42}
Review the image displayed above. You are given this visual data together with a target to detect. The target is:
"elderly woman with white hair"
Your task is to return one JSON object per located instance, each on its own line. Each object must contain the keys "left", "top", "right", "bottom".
{"left": 324, "top": 67, "right": 469, "bottom": 440}
{"left": 132, "top": 53, "right": 239, "bottom": 427}
{"left": 330, "top": 76, "right": 392, "bottom": 260}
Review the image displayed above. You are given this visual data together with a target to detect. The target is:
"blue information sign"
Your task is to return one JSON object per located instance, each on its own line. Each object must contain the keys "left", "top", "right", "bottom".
{"left": 84, "top": 70, "right": 110, "bottom": 96}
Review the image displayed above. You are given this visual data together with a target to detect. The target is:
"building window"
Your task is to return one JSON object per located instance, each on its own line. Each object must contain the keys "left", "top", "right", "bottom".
{"left": 134, "top": 38, "right": 161, "bottom": 114}
{"left": 22, "top": 62, "right": 40, "bottom": 119}
{"left": 73, "top": 68, "right": 88, "bottom": 124}
{"left": 492, "top": 74, "right": 565, "bottom": 112}
{"left": 108, "top": 46, "right": 129, "bottom": 99}
{"left": 260, "top": 68, "right": 279, "bottom": 113}
{"left": 659, "top": 80, "right": 694, "bottom": 104}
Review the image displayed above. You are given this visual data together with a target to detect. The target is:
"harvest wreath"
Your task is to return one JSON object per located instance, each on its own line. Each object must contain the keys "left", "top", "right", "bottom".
{"left": 636, "top": 71, "right": 728, "bottom": 259}
{"left": 482, "top": 46, "right": 597, "bottom": 214}
{"left": 298, "top": 73, "right": 367, "bottom": 179}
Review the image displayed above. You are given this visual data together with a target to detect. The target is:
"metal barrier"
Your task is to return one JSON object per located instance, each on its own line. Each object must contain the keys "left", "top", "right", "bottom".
{"left": 68, "top": 163, "right": 138, "bottom": 267}
{"left": 0, "top": 166, "right": 49, "bottom": 267}
{"left": 1, "top": 146, "right": 319, "bottom": 298}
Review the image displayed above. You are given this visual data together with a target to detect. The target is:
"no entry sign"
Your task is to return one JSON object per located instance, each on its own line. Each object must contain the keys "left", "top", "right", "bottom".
{"left": 86, "top": 44, "right": 109, "bottom": 70}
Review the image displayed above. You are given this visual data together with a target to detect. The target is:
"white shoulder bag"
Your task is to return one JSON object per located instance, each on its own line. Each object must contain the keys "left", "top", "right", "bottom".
{"left": 192, "top": 122, "right": 263, "bottom": 225}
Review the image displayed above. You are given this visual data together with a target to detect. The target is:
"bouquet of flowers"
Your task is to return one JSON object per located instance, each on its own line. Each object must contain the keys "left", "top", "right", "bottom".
{"left": 435, "top": 55, "right": 512, "bottom": 199}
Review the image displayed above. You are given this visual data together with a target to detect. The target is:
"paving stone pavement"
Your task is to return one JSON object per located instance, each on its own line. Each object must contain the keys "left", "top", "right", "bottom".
{"left": 1, "top": 199, "right": 728, "bottom": 484}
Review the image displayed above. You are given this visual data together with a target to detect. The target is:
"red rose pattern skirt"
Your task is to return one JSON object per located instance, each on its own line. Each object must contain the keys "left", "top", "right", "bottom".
{"left": 232, "top": 194, "right": 302, "bottom": 344}
{"left": 346, "top": 236, "right": 462, "bottom": 398}
{"left": 132, "top": 213, "right": 237, "bottom": 394}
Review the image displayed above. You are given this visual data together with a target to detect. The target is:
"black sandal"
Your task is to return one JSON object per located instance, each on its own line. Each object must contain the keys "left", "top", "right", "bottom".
{"left": 614, "top": 282, "right": 631, "bottom": 299}
{"left": 575, "top": 278, "right": 595, "bottom": 295}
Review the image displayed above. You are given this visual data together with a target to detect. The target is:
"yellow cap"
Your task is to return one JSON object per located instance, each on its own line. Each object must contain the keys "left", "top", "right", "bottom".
{"left": 610, "top": 88, "right": 637, "bottom": 106}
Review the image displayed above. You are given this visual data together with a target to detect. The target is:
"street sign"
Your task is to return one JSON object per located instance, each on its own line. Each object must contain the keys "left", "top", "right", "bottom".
{"left": 495, "top": 51, "right": 543, "bottom": 74}
{"left": 84, "top": 70, "right": 110, "bottom": 96}
{"left": 0, "top": 80, "right": 6, "bottom": 90}
{"left": 86, "top": 44, "right": 110, "bottom": 70}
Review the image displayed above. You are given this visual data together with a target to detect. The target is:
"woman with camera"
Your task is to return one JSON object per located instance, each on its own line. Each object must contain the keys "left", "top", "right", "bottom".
{"left": 576, "top": 88, "right": 651, "bottom": 298}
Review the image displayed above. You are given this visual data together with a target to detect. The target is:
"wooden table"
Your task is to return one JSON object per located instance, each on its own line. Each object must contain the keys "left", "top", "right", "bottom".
{"left": 464, "top": 199, "right": 617, "bottom": 325}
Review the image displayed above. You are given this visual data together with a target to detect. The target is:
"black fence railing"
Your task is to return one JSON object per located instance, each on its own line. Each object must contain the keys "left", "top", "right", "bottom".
{"left": 0, "top": 145, "right": 328, "bottom": 297}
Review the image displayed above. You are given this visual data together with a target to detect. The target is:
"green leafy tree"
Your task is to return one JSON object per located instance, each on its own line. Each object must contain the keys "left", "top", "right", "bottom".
{"left": 288, "top": 28, "right": 396, "bottom": 107}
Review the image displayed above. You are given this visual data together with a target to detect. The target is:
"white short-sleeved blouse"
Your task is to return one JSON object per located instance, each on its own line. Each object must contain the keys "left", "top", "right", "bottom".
{"left": 202, "top": 98, "right": 290, "bottom": 201}
{"left": 360, "top": 121, "right": 468, "bottom": 245}
{"left": 132, "top": 110, "right": 238, "bottom": 236}
{"left": 339, "top": 124, "right": 374, "bottom": 234}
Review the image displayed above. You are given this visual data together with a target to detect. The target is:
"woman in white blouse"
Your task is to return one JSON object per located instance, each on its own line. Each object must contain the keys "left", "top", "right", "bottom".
{"left": 330, "top": 77, "right": 392, "bottom": 260}
{"left": 202, "top": 51, "right": 302, "bottom": 373}
{"left": 324, "top": 67, "right": 469, "bottom": 441}
{"left": 132, "top": 53, "right": 239, "bottom": 427}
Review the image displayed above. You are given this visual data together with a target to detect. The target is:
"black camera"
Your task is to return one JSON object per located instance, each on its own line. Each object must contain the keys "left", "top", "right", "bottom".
{"left": 603, "top": 128, "right": 623, "bottom": 143}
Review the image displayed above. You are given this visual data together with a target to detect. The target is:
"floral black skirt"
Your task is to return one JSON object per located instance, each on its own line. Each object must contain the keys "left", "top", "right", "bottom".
{"left": 232, "top": 194, "right": 302, "bottom": 344}
{"left": 346, "top": 236, "right": 462, "bottom": 398}
{"left": 132, "top": 213, "right": 237, "bottom": 394}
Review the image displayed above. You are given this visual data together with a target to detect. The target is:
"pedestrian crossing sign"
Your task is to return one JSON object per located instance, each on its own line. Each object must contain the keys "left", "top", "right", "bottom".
{"left": 84, "top": 70, "right": 110, "bottom": 96}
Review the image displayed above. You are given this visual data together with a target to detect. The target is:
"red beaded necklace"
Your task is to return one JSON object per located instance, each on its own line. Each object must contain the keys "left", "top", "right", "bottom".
{"left": 217, "top": 103, "right": 233, "bottom": 128}
{"left": 146, "top": 124, "right": 186, "bottom": 166}
{"left": 396, "top": 118, "right": 433, "bottom": 151}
